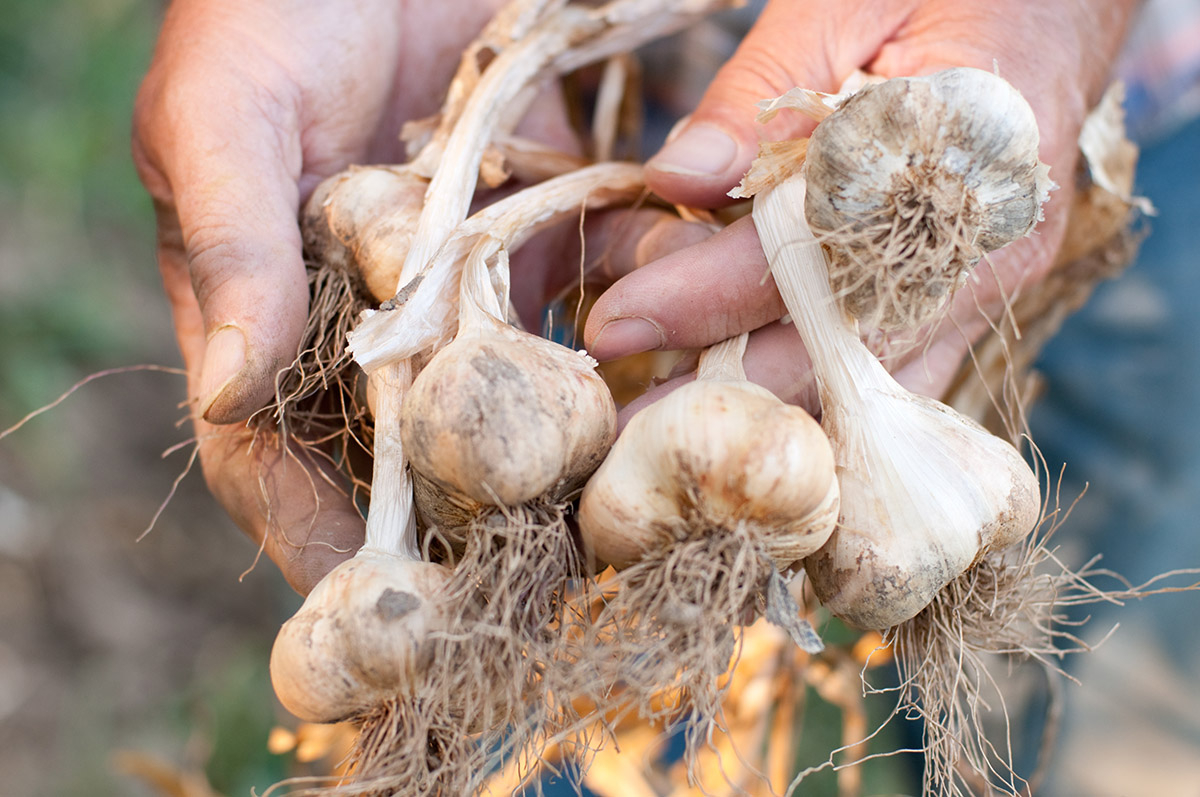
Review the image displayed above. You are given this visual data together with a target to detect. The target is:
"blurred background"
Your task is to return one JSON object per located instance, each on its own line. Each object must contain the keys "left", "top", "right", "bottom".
{"left": 2, "top": 0, "right": 1199, "bottom": 795}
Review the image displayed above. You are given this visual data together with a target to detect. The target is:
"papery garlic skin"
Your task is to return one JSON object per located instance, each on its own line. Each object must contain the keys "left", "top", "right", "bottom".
{"left": 805, "top": 67, "right": 1053, "bottom": 331}
{"left": 807, "top": 389, "right": 1041, "bottom": 630}
{"left": 401, "top": 314, "right": 617, "bottom": 523}
{"left": 269, "top": 550, "right": 454, "bottom": 723}
{"left": 579, "top": 377, "right": 839, "bottom": 571}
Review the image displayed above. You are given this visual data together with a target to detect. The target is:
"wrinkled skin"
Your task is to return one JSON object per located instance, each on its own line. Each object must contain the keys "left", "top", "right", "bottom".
{"left": 132, "top": 0, "right": 1136, "bottom": 593}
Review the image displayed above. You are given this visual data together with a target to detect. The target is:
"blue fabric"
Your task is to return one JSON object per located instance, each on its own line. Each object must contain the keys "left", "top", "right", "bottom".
{"left": 1033, "top": 111, "right": 1200, "bottom": 615}
{"left": 1029, "top": 111, "right": 1200, "bottom": 793}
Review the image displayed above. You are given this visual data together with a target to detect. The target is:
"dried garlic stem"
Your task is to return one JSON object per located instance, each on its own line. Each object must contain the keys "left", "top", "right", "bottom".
{"left": 401, "top": 0, "right": 739, "bottom": 283}
{"left": 350, "top": 0, "right": 739, "bottom": 372}
{"left": 349, "top": 162, "right": 646, "bottom": 371}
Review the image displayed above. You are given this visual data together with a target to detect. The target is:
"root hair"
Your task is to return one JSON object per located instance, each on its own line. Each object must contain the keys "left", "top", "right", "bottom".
{"left": 426, "top": 499, "right": 591, "bottom": 783}
{"left": 263, "top": 643, "right": 496, "bottom": 796}
{"left": 817, "top": 165, "right": 985, "bottom": 337}
{"left": 885, "top": 485, "right": 1200, "bottom": 797}
{"left": 572, "top": 523, "right": 775, "bottom": 784}
{"left": 255, "top": 259, "right": 375, "bottom": 497}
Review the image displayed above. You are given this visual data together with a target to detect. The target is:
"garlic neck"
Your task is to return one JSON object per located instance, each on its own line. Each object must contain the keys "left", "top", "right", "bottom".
{"left": 754, "top": 175, "right": 896, "bottom": 412}
{"left": 695, "top": 332, "right": 748, "bottom": 383}
{"left": 457, "top": 238, "right": 509, "bottom": 334}
{"left": 364, "top": 361, "right": 420, "bottom": 561}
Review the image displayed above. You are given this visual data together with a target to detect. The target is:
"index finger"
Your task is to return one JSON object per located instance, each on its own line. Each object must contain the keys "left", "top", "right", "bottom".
{"left": 584, "top": 215, "right": 785, "bottom": 361}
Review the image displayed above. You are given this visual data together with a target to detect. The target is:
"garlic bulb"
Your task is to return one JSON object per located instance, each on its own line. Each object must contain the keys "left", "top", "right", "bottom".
{"left": 571, "top": 334, "right": 836, "bottom": 772}
{"left": 808, "top": 388, "right": 1041, "bottom": 629}
{"left": 755, "top": 175, "right": 1041, "bottom": 630}
{"left": 269, "top": 550, "right": 453, "bottom": 723}
{"left": 804, "top": 67, "right": 1053, "bottom": 332}
{"left": 579, "top": 336, "right": 838, "bottom": 571}
{"left": 301, "top": 165, "right": 428, "bottom": 303}
{"left": 401, "top": 253, "right": 616, "bottom": 529}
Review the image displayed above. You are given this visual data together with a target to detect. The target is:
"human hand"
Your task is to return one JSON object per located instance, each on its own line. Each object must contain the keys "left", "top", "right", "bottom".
{"left": 584, "top": 0, "right": 1140, "bottom": 417}
{"left": 131, "top": 0, "right": 516, "bottom": 593}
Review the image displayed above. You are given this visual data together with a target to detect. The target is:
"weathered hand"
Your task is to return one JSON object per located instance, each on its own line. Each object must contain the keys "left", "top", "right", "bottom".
{"left": 585, "top": 0, "right": 1138, "bottom": 418}
{"left": 131, "top": 0, "right": 507, "bottom": 592}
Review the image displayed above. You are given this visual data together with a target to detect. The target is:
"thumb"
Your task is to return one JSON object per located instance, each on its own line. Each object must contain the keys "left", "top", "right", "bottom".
{"left": 135, "top": 69, "right": 310, "bottom": 425}
{"left": 645, "top": 0, "right": 909, "bottom": 207}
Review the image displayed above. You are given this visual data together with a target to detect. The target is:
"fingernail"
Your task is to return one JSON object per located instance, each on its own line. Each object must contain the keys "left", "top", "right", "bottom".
{"left": 648, "top": 124, "right": 738, "bottom": 177}
{"left": 590, "top": 317, "right": 665, "bottom": 361}
{"left": 198, "top": 325, "right": 247, "bottom": 422}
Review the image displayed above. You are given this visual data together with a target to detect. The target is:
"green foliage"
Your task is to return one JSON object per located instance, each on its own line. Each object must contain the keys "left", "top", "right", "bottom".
{"left": 0, "top": 0, "right": 159, "bottom": 228}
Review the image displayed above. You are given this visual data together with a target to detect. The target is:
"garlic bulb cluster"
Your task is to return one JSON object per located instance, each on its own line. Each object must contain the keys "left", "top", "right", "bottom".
{"left": 755, "top": 175, "right": 1041, "bottom": 630}
{"left": 579, "top": 337, "right": 838, "bottom": 571}
{"left": 804, "top": 67, "right": 1053, "bottom": 332}
{"left": 269, "top": 550, "right": 454, "bottom": 723}
{"left": 268, "top": 2, "right": 749, "bottom": 793}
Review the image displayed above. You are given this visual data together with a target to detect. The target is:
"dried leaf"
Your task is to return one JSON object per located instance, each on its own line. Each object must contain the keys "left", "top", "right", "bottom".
{"left": 111, "top": 751, "right": 223, "bottom": 797}
{"left": 1078, "top": 82, "right": 1155, "bottom": 215}
{"left": 755, "top": 86, "right": 841, "bottom": 124}
{"left": 765, "top": 568, "right": 823, "bottom": 653}
{"left": 728, "top": 138, "right": 807, "bottom": 199}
